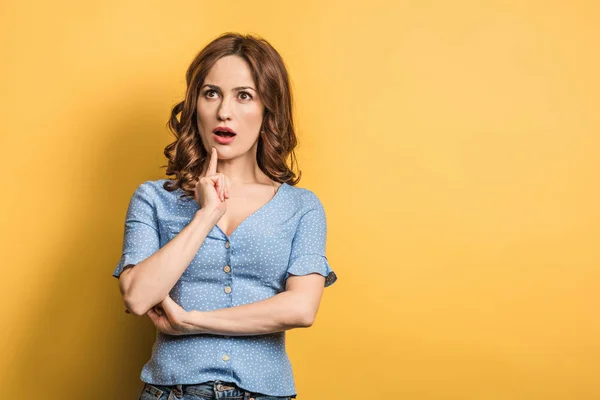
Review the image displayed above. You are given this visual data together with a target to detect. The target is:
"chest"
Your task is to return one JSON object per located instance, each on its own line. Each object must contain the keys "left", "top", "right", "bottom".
{"left": 157, "top": 182, "right": 298, "bottom": 267}
{"left": 216, "top": 186, "right": 278, "bottom": 237}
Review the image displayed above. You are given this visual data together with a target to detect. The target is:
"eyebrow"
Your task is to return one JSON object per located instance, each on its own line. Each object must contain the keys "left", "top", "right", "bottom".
{"left": 201, "top": 84, "right": 256, "bottom": 92}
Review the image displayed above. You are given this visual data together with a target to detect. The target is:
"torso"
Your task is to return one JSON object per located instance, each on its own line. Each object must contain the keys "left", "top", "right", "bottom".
{"left": 216, "top": 180, "right": 282, "bottom": 237}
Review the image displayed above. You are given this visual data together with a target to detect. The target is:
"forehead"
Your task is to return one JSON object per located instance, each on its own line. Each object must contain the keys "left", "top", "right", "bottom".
{"left": 205, "top": 55, "right": 255, "bottom": 87}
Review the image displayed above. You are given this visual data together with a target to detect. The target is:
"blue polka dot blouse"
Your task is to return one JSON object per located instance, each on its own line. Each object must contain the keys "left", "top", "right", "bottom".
{"left": 113, "top": 178, "right": 337, "bottom": 397}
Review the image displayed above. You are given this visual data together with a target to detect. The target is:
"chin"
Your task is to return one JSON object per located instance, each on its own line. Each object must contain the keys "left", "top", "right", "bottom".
{"left": 210, "top": 145, "right": 238, "bottom": 156}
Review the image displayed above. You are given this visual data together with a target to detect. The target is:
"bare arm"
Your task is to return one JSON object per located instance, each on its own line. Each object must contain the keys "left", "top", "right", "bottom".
{"left": 182, "top": 273, "right": 326, "bottom": 336}
{"left": 120, "top": 208, "right": 220, "bottom": 316}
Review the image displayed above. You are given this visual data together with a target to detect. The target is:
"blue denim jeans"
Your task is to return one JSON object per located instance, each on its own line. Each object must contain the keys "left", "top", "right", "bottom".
{"left": 138, "top": 380, "right": 295, "bottom": 400}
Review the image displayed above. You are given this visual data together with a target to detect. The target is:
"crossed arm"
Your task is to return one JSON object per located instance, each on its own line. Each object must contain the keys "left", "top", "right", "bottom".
{"left": 119, "top": 185, "right": 331, "bottom": 336}
{"left": 146, "top": 273, "right": 326, "bottom": 336}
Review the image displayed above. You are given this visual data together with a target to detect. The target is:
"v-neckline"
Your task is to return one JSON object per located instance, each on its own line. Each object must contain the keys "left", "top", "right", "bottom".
{"left": 215, "top": 182, "right": 288, "bottom": 239}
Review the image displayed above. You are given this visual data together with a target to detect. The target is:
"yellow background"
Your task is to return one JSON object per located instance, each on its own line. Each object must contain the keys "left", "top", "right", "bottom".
{"left": 1, "top": 1, "right": 598, "bottom": 399}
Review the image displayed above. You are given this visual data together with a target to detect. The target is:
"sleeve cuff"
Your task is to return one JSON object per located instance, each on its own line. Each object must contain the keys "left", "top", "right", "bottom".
{"left": 285, "top": 254, "right": 338, "bottom": 287}
{"left": 113, "top": 252, "right": 148, "bottom": 278}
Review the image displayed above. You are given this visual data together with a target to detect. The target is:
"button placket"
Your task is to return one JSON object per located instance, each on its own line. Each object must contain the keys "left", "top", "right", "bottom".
{"left": 224, "top": 239, "right": 234, "bottom": 295}
{"left": 222, "top": 239, "right": 233, "bottom": 362}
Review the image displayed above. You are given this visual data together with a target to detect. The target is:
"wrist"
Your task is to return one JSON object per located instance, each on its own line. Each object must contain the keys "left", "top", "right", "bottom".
{"left": 194, "top": 208, "right": 221, "bottom": 226}
{"left": 183, "top": 310, "right": 205, "bottom": 335}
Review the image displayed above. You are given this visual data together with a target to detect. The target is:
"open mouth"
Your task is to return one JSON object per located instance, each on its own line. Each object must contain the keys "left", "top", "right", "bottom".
{"left": 214, "top": 131, "right": 236, "bottom": 137}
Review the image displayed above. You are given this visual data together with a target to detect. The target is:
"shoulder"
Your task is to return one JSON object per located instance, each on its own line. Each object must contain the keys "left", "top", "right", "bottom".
{"left": 284, "top": 183, "right": 325, "bottom": 213}
{"left": 131, "top": 178, "right": 181, "bottom": 203}
{"left": 133, "top": 179, "right": 164, "bottom": 196}
{"left": 136, "top": 178, "right": 169, "bottom": 192}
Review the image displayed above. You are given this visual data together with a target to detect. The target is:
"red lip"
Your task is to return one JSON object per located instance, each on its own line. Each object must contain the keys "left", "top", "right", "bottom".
{"left": 212, "top": 126, "right": 237, "bottom": 134}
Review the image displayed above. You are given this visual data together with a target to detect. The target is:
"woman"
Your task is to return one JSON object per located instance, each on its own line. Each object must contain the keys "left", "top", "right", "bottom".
{"left": 113, "top": 32, "right": 337, "bottom": 400}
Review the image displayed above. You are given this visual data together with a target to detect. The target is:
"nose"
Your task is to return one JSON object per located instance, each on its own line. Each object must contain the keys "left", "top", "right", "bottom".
{"left": 217, "top": 97, "right": 232, "bottom": 121}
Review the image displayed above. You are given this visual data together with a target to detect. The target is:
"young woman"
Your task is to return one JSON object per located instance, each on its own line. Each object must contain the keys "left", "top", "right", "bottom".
{"left": 113, "top": 32, "right": 337, "bottom": 400}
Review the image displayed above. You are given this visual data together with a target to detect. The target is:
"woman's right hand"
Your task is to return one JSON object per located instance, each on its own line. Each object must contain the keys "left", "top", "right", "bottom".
{"left": 194, "top": 147, "right": 229, "bottom": 218}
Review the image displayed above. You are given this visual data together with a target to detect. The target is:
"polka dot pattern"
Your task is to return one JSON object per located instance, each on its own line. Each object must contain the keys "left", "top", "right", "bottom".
{"left": 113, "top": 179, "right": 337, "bottom": 397}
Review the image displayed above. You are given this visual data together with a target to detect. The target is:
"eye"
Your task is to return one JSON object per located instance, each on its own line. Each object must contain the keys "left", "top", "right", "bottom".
{"left": 239, "top": 91, "right": 253, "bottom": 100}
{"left": 204, "top": 89, "right": 218, "bottom": 98}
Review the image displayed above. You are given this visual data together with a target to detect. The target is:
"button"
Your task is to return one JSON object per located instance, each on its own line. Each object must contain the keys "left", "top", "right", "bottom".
{"left": 222, "top": 354, "right": 230, "bottom": 361}
{"left": 223, "top": 265, "right": 231, "bottom": 273}
{"left": 217, "top": 383, "right": 235, "bottom": 391}
{"left": 224, "top": 286, "right": 232, "bottom": 294}
{"left": 225, "top": 241, "right": 230, "bottom": 248}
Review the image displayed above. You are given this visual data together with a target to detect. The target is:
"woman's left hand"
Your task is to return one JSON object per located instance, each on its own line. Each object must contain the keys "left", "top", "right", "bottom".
{"left": 147, "top": 296, "right": 192, "bottom": 336}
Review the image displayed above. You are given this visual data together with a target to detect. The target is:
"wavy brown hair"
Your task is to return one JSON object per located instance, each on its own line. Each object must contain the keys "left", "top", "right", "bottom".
{"left": 161, "top": 32, "right": 301, "bottom": 200}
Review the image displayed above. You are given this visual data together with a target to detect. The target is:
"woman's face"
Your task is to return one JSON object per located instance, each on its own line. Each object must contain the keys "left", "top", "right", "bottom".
{"left": 196, "top": 55, "right": 265, "bottom": 160}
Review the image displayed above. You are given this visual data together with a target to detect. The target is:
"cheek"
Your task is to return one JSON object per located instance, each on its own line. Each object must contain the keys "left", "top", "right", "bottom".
{"left": 238, "top": 105, "right": 264, "bottom": 124}
{"left": 196, "top": 104, "right": 213, "bottom": 129}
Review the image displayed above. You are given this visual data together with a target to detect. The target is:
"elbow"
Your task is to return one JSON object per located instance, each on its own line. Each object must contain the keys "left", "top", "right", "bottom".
{"left": 123, "top": 293, "right": 150, "bottom": 317}
{"left": 297, "top": 308, "right": 316, "bottom": 328}
{"left": 120, "top": 282, "right": 150, "bottom": 317}
{"left": 119, "top": 267, "right": 152, "bottom": 317}
{"left": 288, "top": 292, "right": 318, "bottom": 328}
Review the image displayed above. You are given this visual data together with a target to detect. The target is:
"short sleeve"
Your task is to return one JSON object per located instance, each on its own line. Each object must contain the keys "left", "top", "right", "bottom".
{"left": 284, "top": 192, "right": 337, "bottom": 287}
{"left": 112, "top": 182, "right": 160, "bottom": 278}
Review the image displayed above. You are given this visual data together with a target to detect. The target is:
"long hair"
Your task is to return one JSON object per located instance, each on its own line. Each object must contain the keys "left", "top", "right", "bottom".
{"left": 162, "top": 32, "right": 301, "bottom": 200}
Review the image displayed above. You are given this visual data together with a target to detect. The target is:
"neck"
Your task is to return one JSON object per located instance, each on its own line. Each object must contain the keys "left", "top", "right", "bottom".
{"left": 201, "top": 146, "right": 271, "bottom": 188}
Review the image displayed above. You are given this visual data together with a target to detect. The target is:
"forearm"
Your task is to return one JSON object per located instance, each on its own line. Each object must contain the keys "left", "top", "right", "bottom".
{"left": 184, "top": 291, "right": 310, "bottom": 336}
{"left": 124, "top": 209, "right": 219, "bottom": 316}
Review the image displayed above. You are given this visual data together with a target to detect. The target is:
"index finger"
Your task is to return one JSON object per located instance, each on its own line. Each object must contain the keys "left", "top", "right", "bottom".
{"left": 207, "top": 147, "right": 217, "bottom": 176}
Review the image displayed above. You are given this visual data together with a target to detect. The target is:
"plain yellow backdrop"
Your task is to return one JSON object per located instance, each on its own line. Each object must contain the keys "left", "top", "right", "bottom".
{"left": 1, "top": 1, "right": 598, "bottom": 399}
